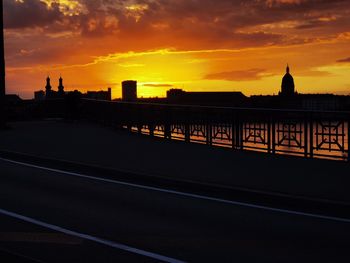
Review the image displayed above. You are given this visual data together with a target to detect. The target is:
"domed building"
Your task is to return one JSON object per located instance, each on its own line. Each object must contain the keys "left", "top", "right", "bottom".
{"left": 280, "top": 65, "right": 296, "bottom": 97}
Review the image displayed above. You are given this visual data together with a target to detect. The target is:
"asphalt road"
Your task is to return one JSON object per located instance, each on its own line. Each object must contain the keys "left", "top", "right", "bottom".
{"left": 0, "top": 158, "right": 350, "bottom": 262}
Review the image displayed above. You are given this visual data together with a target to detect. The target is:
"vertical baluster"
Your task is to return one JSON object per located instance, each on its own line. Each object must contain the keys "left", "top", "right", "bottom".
{"left": 348, "top": 119, "right": 350, "bottom": 162}
{"left": 239, "top": 119, "right": 244, "bottom": 150}
{"left": 207, "top": 123, "right": 212, "bottom": 146}
{"left": 328, "top": 120, "right": 332, "bottom": 152}
{"left": 232, "top": 117, "right": 236, "bottom": 150}
{"left": 341, "top": 121, "right": 345, "bottom": 153}
{"left": 267, "top": 118, "right": 271, "bottom": 154}
{"left": 272, "top": 120, "right": 276, "bottom": 155}
{"left": 304, "top": 119, "right": 308, "bottom": 158}
{"left": 236, "top": 119, "right": 240, "bottom": 150}
{"left": 165, "top": 123, "right": 171, "bottom": 139}
{"left": 185, "top": 123, "right": 190, "bottom": 142}
{"left": 309, "top": 119, "right": 314, "bottom": 158}
{"left": 137, "top": 125, "right": 142, "bottom": 134}
{"left": 315, "top": 122, "right": 318, "bottom": 152}
{"left": 149, "top": 123, "right": 154, "bottom": 137}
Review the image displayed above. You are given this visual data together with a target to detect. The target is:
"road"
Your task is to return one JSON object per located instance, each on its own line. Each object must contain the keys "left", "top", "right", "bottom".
{"left": 0, "top": 158, "right": 349, "bottom": 262}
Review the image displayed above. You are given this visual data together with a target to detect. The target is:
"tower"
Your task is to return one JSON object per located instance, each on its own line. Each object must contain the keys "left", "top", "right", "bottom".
{"left": 122, "top": 80, "right": 137, "bottom": 101}
{"left": 45, "top": 76, "right": 52, "bottom": 98}
{"left": 280, "top": 64, "right": 295, "bottom": 97}
{"left": 58, "top": 76, "right": 65, "bottom": 97}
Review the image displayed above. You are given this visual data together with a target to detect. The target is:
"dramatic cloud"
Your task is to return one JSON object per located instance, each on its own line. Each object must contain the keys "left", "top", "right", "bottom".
{"left": 4, "top": 0, "right": 62, "bottom": 29}
{"left": 3, "top": 0, "right": 350, "bottom": 98}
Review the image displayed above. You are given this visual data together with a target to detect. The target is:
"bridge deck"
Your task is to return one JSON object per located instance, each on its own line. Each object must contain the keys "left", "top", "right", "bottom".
{"left": 1, "top": 120, "right": 349, "bottom": 203}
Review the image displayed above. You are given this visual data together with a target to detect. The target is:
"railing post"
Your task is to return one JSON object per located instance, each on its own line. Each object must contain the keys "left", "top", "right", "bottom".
{"left": 185, "top": 123, "right": 190, "bottom": 142}
{"left": 236, "top": 119, "right": 243, "bottom": 150}
{"left": 184, "top": 107, "right": 191, "bottom": 143}
{"left": 232, "top": 119, "right": 236, "bottom": 150}
{"left": 164, "top": 123, "right": 171, "bottom": 139}
{"left": 235, "top": 119, "right": 240, "bottom": 149}
{"left": 206, "top": 123, "right": 212, "bottom": 146}
{"left": 309, "top": 119, "right": 314, "bottom": 159}
{"left": 268, "top": 118, "right": 271, "bottom": 154}
{"left": 304, "top": 119, "right": 308, "bottom": 158}
{"left": 272, "top": 120, "right": 276, "bottom": 154}
{"left": 348, "top": 119, "right": 350, "bottom": 162}
{"left": 164, "top": 107, "right": 171, "bottom": 139}
{"left": 137, "top": 124, "right": 142, "bottom": 134}
{"left": 149, "top": 124, "right": 154, "bottom": 136}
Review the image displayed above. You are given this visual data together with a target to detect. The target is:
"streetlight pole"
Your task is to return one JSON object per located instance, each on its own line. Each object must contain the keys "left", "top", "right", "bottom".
{"left": 0, "top": 0, "right": 5, "bottom": 128}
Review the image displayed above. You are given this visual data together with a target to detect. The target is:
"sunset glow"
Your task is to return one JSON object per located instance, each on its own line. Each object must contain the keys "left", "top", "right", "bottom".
{"left": 4, "top": 0, "right": 350, "bottom": 99}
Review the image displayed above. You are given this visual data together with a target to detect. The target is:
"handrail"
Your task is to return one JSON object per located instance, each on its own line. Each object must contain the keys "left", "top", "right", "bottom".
{"left": 81, "top": 98, "right": 350, "bottom": 115}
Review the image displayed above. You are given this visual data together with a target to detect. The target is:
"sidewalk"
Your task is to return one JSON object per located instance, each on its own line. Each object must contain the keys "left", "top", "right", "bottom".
{"left": 1, "top": 120, "right": 349, "bottom": 203}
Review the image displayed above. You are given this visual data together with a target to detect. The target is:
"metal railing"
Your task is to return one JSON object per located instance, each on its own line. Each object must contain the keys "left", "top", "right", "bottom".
{"left": 79, "top": 99, "right": 350, "bottom": 162}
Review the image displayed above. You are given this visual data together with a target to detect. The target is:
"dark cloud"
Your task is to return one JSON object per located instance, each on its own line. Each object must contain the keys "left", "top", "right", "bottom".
{"left": 4, "top": 0, "right": 62, "bottom": 29}
{"left": 4, "top": 0, "right": 350, "bottom": 67}
{"left": 205, "top": 69, "right": 270, "bottom": 81}
{"left": 5, "top": 0, "right": 350, "bottom": 37}
{"left": 337, "top": 57, "right": 350, "bottom": 63}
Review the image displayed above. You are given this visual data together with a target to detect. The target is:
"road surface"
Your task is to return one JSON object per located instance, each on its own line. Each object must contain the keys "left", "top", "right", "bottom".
{"left": 0, "top": 157, "right": 350, "bottom": 262}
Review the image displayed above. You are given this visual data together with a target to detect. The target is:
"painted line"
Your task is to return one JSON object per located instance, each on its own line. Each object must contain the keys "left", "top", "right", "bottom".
{"left": 0, "top": 208, "right": 185, "bottom": 263}
{"left": 1, "top": 157, "right": 350, "bottom": 224}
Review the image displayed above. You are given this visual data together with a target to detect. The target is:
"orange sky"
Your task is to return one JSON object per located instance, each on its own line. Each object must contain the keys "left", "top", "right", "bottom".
{"left": 4, "top": 0, "right": 350, "bottom": 99}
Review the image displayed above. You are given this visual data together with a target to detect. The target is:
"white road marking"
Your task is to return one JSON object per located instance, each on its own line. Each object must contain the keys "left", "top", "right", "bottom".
{"left": 1, "top": 157, "right": 350, "bottom": 224}
{"left": 0, "top": 208, "right": 185, "bottom": 263}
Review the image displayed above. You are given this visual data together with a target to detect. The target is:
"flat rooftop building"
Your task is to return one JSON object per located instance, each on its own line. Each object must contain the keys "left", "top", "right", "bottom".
{"left": 122, "top": 81, "right": 137, "bottom": 102}
{"left": 167, "top": 89, "right": 248, "bottom": 107}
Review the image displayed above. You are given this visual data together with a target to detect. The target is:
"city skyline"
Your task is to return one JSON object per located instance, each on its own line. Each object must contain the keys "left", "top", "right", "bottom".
{"left": 4, "top": 0, "right": 350, "bottom": 99}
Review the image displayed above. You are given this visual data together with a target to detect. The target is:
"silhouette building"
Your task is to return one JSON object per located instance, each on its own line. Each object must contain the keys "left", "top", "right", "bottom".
{"left": 58, "top": 76, "right": 65, "bottom": 97}
{"left": 45, "top": 76, "right": 53, "bottom": 99}
{"left": 35, "top": 76, "right": 112, "bottom": 101}
{"left": 280, "top": 64, "right": 296, "bottom": 97}
{"left": 43, "top": 76, "right": 65, "bottom": 99}
{"left": 122, "top": 81, "right": 137, "bottom": 101}
{"left": 85, "top": 88, "right": 112, "bottom": 101}
{"left": 167, "top": 89, "right": 247, "bottom": 107}
{"left": 34, "top": 90, "right": 45, "bottom": 100}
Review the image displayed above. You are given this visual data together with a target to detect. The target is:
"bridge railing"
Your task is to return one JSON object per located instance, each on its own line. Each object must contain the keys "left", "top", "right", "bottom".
{"left": 79, "top": 99, "right": 350, "bottom": 161}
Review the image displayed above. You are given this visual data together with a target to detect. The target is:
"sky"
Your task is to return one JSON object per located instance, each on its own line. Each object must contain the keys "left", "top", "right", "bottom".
{"left": 3, "top": 0, "right": 350, "bottom": 99}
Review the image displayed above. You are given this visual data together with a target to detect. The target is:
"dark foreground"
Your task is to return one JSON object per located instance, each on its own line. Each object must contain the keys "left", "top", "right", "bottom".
{"left": 0, "top": 158, "right": 349, "bottom": 262}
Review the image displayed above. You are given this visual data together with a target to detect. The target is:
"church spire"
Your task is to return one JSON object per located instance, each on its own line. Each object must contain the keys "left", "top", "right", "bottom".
{"left": 46, "top": 75, "right": 51, "bottom": 90}
{"left": 58, "top": 75, "right": 65, "bottom": 97}
{"left": 286, "top": 64, "right": 290, "bottom": 74}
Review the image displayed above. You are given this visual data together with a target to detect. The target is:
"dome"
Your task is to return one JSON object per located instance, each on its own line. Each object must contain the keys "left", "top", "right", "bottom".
{"left": 282, "top": 72, "right": 294, "bottom": 86}
{"left": 280, "top": 65, "right": 295, "bottom": 96}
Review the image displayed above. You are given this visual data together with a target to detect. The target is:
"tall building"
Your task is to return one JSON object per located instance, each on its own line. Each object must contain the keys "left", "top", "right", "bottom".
{"left": 280, "top": 64, "right": 295, "bottom": 97}
{"left": 122, "top": 80, "right": 137, "bottom": 101}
